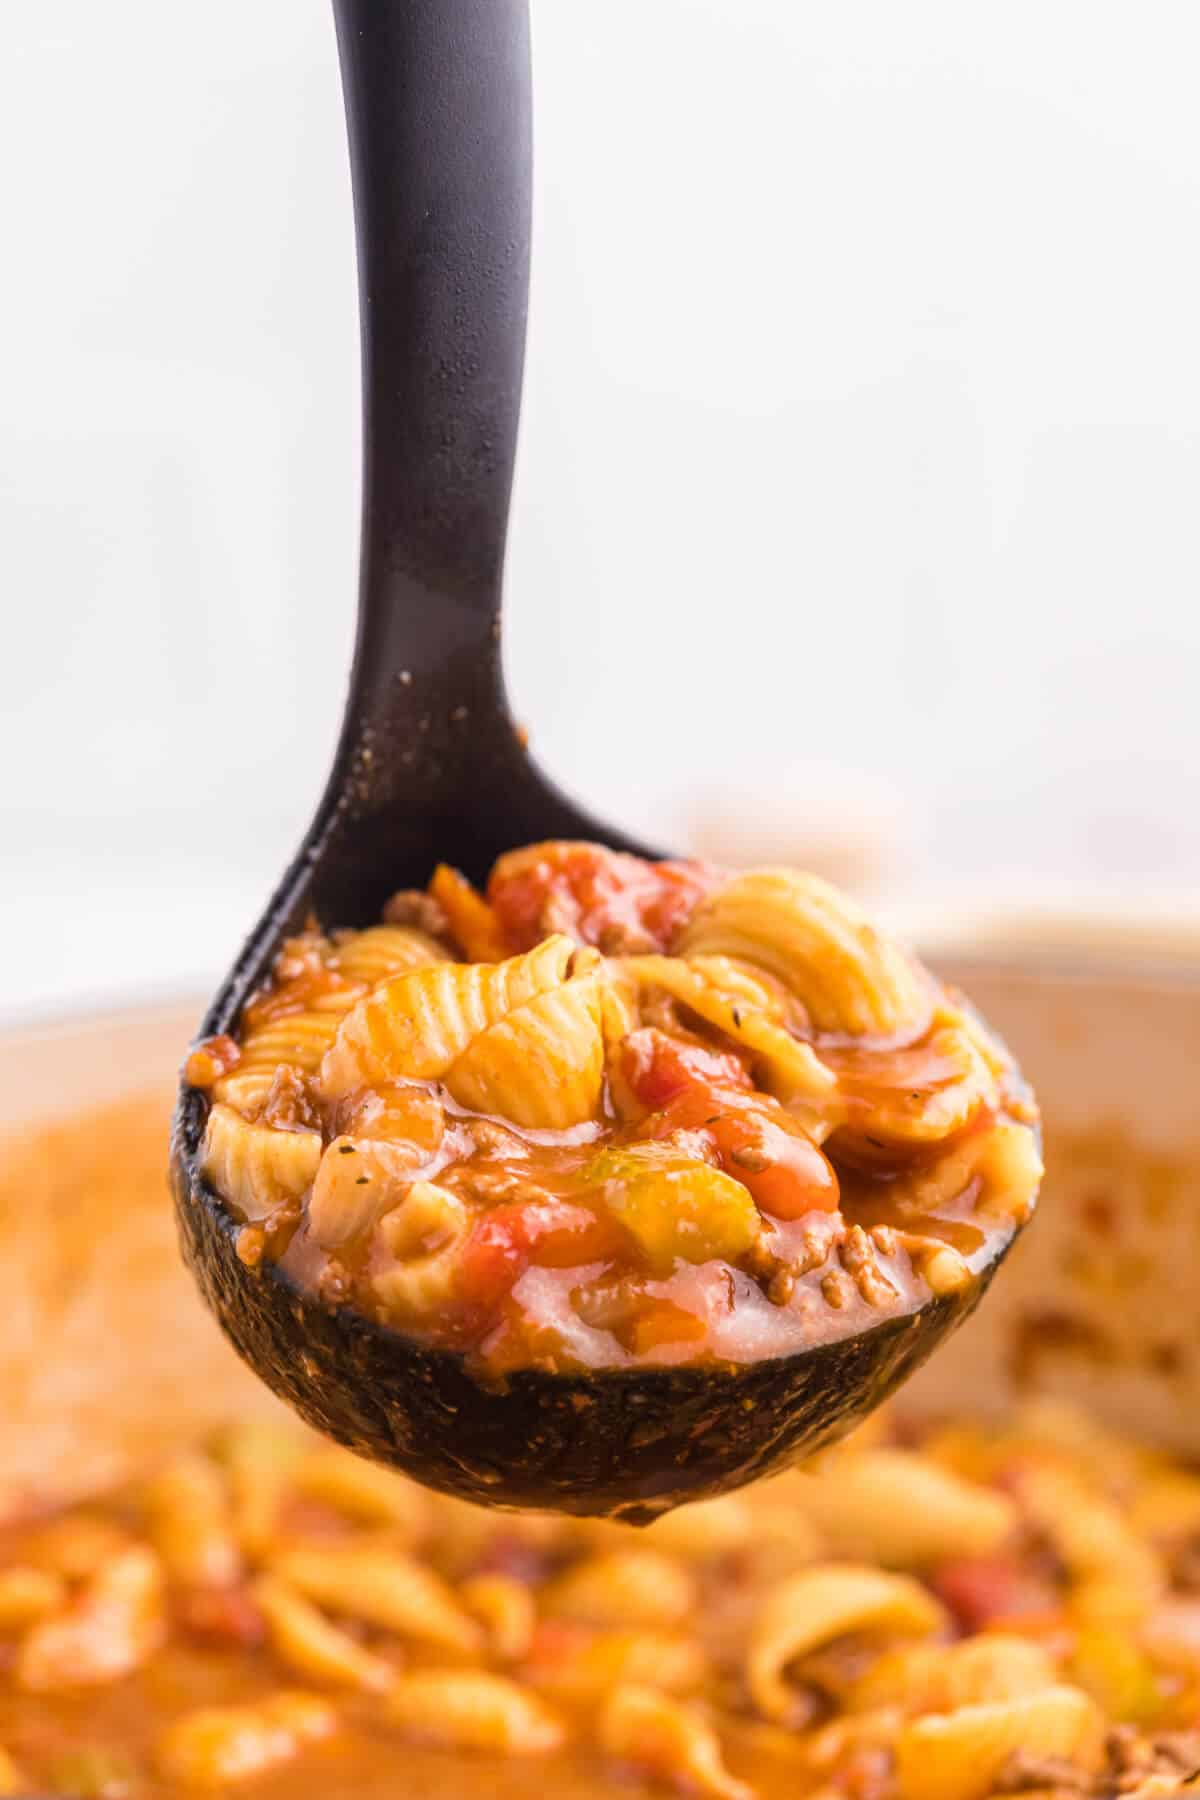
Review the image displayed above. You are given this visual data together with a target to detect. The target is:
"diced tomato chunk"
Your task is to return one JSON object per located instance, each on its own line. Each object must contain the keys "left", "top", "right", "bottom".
{"left": 623, "top": 1028, "right": 752, "bottom": 1111}
{"left": 458, "top": 1198, "right": 619, "bottom": 1311}
{"left": 931, "top": 1556, "right": 1061, "bottom": 1632}
{"left": 488, "top": 843, "right": 719, "bottom": 954}
{"left": 710, "top": 1109, "right": 839, "bottom": 1220}
{"left": 628, "top": 1050, "right": 839, "bottom": 1222}
{"left": 457, "top": 1215, "right": 525, "bottom": 1312}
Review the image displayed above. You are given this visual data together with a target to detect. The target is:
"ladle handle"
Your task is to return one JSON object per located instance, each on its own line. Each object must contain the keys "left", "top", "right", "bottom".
{"left": 332, "top": 0, "right": 531, "bottom": 722}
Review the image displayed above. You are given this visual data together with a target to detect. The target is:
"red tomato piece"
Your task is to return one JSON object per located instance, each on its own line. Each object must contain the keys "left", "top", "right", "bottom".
{"left": 457, "top": 1214, "right": 526, "bottom": 1312}
{"left": 623, "top": 1027, "right": 752, "bottom": 1111}
{"left": 629, "top": 1058, "right": 840, "bottom": 1222}
{"left": 931, "top": 1556, "right": 1061, "bottom": 1633}
{"left": 488, "top": 842, "right": 720, "bottom": 953}
{"left": 708, "top": 1107, "right": 840, "bottom": 1221}
{"left": 458, "top": 1198, "right": 618, "bottom": 1312}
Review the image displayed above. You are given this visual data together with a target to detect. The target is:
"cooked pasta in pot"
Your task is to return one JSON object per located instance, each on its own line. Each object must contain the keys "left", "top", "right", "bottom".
{"left": 6, "top": 1095, "right": 1200, "bottom": 1798}
{"left": 187, "top": 843, "right": 1041, "bottom": 1376}
{"left": 8, "top": 1388, "right": 1200, "bottom": 1794}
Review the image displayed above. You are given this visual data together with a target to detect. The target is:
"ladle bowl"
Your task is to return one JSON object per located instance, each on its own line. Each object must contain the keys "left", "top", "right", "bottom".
{"left": 171, "top": 0, "right": 1031, "bottom": 1519}
{"left": 171, "top": 1176, "right": 1003, "bottom": 1522}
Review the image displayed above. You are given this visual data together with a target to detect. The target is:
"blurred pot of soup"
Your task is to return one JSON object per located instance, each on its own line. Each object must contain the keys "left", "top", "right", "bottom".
{"left": 4, "top": 916, "right": 1200, "bottom": 1499}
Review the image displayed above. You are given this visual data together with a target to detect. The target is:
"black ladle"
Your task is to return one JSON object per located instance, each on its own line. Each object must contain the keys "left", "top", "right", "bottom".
{"left": 171, "top": 0, "right": 1024, "bottom": 1520}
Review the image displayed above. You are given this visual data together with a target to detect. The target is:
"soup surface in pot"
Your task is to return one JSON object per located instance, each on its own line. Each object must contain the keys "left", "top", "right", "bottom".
{"left": 3, "top": 1100, "right": 1200, "bottom": 1797}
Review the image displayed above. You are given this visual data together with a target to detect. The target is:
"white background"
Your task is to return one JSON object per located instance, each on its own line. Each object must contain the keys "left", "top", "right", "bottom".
{"left": 3, "top": 2, "right": 1199, "bottom": 1019}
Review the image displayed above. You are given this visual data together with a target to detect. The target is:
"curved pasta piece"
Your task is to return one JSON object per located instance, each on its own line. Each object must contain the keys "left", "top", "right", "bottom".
{"left": 371, "top": 1182, "right": 472, "bottom": 1323}
{"left": 825, "top": 1021, "right": 995, "bottom": 1159}
{"left": 445, "top": 978, "right": 605, "bottom": 1128}
{"left": 878, "top": 1119, "right": 1043, "bottom": 1227}
{"left": 598, "top": 1685, "right": 750, "bottom": 1800}
{"left": 223, "top": 1009, "right": 352, "bottom": 1072}
{"left": 748, "top": 1565, "right": 946, "bottom": 1724}
{"left": 1014, "top": 1465, "right": 1163, "bottom": 1626}
{"left": 678, "top": 868, "right": 930, "bottom": 1040}
{"left": 460, "top": 1574, "right": 536, "bottom": 1661}
{"left": 329, "top": 924, "right": 450, "bottom": 987}
{"left": 308, "top": 1135, "right": 439, "bottom": 1251}
{"left": 341, "top": 1084, "right": 445, "bottom": 1149}
{"left": 321, "top": 935, "right": 576, "bottom": 1093}
{"left": 16, "top": 1548, "right": 165, "bottom": 1692}
{"left": 542, "top": 1550, "right": 696, "bottom": 1630}
{"left": 143, "top": 1454, "right": 241, "bottom": 1589}
{"left": 155, "top": 1691, "right": 336, "bottom": 1788}
{"left": 849, "top": 1634, "right": 1058, "bottom": 1715}
{"left": 621, "top": 955, "right": 835, "bottom": 1103}
{"left": 270, "top": 1545, "right": 480, "bottom": 1655}
{"left": 1002, "top": 1398, "right": 1154, "bottom": 1491}
{"left": 214, "top": 931, "right": 446, "bottom": 1111}
{"left": 209, "top": 1070, "right": 272, "bottom": 1115}
{"left": 290, "top": 1446, "right": 429, "bottom": 1534}
{"left": 789, "top": 1449, "right": 1017, "bottom": 1568}
{"left": 383, "top": 1670, "right": 565, "bottom": 1754}
{"left": 968, "top": 1121, "right": 1045, "bottom": 1226}
{"left": 643, "top": 1495, "right": 755, "bottom": 1559}
{"left": 252, "top": 1574, "right": 395, "bottom": 1692}
{"left": 200, "top": 1106, "right": 321, "bottom": 1223}
{"left": 600, "top": 966, "right": 653, "bottom": 1121}
{"left": 599, "top": 965, "right": 640, "bottom": 1048}
{"left": 526, "top": 1628, "right": 708, "bottom": 1702}
{"left": 215, "top": 1009, "right": 350, "bottom": 1113}
{"left": 944, "top": 997, "right": 1017, "bottom": 1081}
{"left": 578, "top": 1494, "right": 755, "bottom": 1562}
{"left": 215, "top": 1422, "right": 307, "bottom": 1560}
{"left": 893, "top": 1685, "right": 1105, "bottom": 1800}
